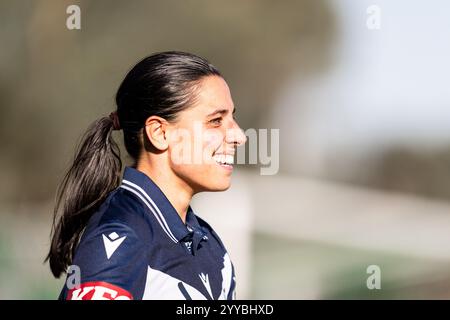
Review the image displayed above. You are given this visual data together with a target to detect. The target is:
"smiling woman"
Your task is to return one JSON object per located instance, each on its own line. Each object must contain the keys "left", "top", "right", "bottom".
{"left": 46, "top": 51, "right": 246, "bottom": 300}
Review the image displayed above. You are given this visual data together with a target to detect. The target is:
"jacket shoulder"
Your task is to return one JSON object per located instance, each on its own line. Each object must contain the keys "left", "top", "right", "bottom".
{"left": 83, "top": 188, "right": 153, "bottom": 244}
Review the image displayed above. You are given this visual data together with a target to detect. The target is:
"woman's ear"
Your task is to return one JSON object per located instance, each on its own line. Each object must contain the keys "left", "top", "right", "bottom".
{"left": 144, "top": 116, "right": 169, "bottom": 151}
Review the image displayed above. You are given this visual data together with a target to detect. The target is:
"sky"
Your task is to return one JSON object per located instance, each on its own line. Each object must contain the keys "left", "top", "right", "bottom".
{"left": 272, "top": 0, "right": 450, "bottom": 175}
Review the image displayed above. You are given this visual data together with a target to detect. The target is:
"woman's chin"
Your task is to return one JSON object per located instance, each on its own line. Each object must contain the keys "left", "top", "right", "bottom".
{"left": 199, "top": 180, "right": 232, "bottom": 192}
{"left": 210, "top": 184, "right": 231, "bottom": 192}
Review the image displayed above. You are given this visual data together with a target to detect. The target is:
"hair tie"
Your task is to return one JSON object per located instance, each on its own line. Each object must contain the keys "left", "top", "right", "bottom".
{"left": 109, "top": 111, "right": 121, "bottom": 130}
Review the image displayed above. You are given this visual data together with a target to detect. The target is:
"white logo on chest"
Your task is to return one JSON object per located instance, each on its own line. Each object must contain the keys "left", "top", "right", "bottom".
{"left": 142, "top": 253, "right": 235, "bottom": 300}
{"left": 102, "top": 232, "right": 126, "bottom": 259}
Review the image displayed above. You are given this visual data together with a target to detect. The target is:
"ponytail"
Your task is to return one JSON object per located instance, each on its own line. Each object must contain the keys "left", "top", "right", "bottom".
{"left": 46, "top": 115, "right": 122, "bottom": 278}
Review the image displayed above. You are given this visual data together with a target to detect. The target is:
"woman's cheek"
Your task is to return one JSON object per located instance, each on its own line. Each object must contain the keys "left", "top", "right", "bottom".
{"left": 203, "top": 129, "right": 224, "bottom": 154}
{"left": 205, "top": 127, "right": 224, "bottom": 141}
{"left": 168, "top": 129, "right": 194, "bottom": 165}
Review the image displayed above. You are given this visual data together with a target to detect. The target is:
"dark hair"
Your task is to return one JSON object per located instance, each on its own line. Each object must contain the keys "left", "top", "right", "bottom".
{"left": 46, "top": 51, "right": 222, "bottom": 278}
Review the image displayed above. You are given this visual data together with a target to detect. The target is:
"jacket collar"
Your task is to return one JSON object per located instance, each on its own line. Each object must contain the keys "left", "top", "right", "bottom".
{"left": 119, "top": 166, "right": 206, "bottom": 244}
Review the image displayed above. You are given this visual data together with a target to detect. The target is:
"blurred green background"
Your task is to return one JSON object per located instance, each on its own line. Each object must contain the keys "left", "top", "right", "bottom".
{"left": 1, "top": 0, "right": 450, "bottom": 299}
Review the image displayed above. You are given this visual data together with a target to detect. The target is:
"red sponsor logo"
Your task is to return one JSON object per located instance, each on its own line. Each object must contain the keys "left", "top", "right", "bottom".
{"left": 67, "top": 281, "right": 133, "bottom": 300}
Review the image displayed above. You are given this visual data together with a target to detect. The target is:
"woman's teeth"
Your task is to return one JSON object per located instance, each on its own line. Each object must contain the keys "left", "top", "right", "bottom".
{"left": 212, "top": 154, "right": 234, "bottom": 166}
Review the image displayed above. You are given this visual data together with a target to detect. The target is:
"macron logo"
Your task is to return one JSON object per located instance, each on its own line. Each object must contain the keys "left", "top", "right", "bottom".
{"left": 102, "top": 232, "right": 126, "bottom": 259}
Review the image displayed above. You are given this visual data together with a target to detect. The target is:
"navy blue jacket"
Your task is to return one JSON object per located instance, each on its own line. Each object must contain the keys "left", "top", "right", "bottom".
{"left": 59, "top": 167, "right": 236, "bottom": 300}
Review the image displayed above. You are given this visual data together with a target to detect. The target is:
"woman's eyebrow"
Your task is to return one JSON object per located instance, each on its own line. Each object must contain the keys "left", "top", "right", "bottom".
{"left": 207, "top": 107, "right": 236, "bottom": 117}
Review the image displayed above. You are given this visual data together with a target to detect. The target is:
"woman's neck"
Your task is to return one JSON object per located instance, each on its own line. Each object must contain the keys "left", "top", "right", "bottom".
{"left": 136, "top": 160, "right": 193, "bottom": 224}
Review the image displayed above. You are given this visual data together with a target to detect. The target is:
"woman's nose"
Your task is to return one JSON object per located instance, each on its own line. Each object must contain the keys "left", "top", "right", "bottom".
{"left": 225, "top": 122, "right": 247, "bottom": 146}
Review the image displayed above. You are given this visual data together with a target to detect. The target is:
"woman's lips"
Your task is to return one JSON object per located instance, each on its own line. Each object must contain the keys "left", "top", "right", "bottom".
{"left": 212, "top": 154, "right": 234, "bottom": 165}
{"left": 212, "top": 153, "right": 234, "bottom": 172}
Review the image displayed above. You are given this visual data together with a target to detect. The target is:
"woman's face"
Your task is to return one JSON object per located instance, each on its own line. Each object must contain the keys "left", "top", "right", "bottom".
{"left": 167, "top": 75, "right": 246, "bottom": 193}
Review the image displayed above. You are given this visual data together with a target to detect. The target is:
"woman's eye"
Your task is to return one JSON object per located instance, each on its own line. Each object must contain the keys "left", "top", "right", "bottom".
{"left": 210, "top": 117, "right": 222, "bottom": 125}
